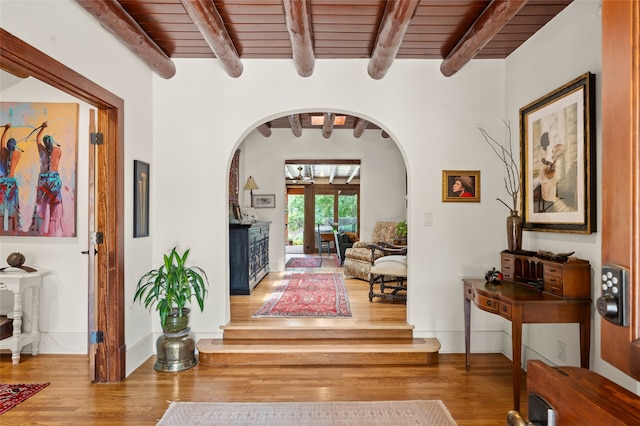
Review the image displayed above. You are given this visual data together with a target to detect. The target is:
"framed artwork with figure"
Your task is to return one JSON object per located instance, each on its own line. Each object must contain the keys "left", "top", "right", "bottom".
{"left": 442, "top": 170, "right": 480, "bottom": 202}
{"left": 134, "top": 160, "right": 150, "bottom": 238}
{"left": 520, "top": 72, "right": 596, "bottom": 234}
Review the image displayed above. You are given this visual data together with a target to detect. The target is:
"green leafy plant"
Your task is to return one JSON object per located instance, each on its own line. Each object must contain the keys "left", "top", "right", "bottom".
{"left": 396, "top": 221, "right": 407, "bottom": 239}
{"left": 133, "top": 247, "right": 209, "bottom": 329}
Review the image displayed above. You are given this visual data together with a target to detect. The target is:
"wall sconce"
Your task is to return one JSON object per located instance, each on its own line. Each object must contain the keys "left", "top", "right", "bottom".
{"left": 244, "top": 176, "right": 259, "bottom": 206}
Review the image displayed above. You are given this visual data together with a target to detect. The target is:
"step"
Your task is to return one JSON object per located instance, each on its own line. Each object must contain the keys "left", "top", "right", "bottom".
{"left": 220, "top": 321, "right": 415, "bottom": 340}
{"left": 196, "top": 337, "right": 440, "bottom": 366}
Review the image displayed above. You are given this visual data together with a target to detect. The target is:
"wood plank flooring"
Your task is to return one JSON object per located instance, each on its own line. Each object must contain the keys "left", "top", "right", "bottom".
{"left": 1, "top": 353, "right": 525, "bottom": 425}
{"left": 0, "top": 253, "right": 527, "bottom": 425}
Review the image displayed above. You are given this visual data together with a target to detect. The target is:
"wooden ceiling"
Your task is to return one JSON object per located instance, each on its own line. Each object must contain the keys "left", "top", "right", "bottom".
{"left": 76, "top": 0, "right": 573, "bottom": 137}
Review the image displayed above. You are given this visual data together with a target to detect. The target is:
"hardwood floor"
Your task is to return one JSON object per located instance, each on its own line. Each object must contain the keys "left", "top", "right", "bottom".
{"left": 0, "top": 253, "right": 527, "bottom": 425}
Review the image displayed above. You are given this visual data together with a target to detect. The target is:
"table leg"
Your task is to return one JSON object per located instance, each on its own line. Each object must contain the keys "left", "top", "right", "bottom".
{"left": 511, "top": 306, "right": 523, "bottom": 411}
{"left": 579, "top": 304, "right": 591, "bottom": 369}
{"left": 464, "top": 296, "right": 471, "bottom": 371}
{"left": 11, "top": 290, "right": 22, "bottom": 364}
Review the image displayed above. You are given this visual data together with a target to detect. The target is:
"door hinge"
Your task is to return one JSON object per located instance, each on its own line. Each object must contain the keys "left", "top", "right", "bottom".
{"left": 90, "top": 331, "right": 104, "bottom": 344}
{"left": 91, "top": 231, "right": 104, "bottom": 245}
{"left": 90, "top": 132, "right": 104, "bottom": 145}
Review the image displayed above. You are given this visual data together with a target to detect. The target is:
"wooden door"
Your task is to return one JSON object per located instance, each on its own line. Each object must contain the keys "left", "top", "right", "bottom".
{"left": 601, "top": 0, "right": 640, "bottom": 380}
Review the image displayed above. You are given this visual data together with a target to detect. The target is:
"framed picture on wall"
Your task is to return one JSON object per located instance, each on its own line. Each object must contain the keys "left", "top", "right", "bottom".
{"left": 134, "top": 160, "right": 150, "bottom": 238}
{"left": 252, "top": 194, "right": 276, "bottom": 208}
{"left": 442, "top": 170, "right": 481, "bottom": 202}
{"left": 520, "top": 72, "right": 596, "bottom": 233}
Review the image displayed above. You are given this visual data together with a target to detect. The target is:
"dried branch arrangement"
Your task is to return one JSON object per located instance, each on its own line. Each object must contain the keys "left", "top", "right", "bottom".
{"left": 477, "top": 121, "right": 520, "bottom": 212}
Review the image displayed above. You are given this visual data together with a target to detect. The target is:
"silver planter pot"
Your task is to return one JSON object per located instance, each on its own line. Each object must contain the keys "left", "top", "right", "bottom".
{"left": 154, "top": 308, "right": 197, "bottom": 372}
{"left": 154, "top": 329, "right": 197, "bottom": 372}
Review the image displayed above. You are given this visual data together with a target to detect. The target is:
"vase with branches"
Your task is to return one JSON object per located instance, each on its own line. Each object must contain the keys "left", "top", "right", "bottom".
{"left": 478, "top": 121, "right": 523, "bottom": 251}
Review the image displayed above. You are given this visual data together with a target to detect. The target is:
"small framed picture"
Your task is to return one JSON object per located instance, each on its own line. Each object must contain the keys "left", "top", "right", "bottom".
{"left": 252, "top": 194, "right": 276, "bottom": 208}
{"left": 442, "top": 170, "right": 481, "bottom": 202}
{"left": 134, "top": 160, "right": 150, "bottom": 237}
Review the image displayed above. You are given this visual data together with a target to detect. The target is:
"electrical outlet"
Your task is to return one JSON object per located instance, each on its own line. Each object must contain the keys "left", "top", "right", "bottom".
{"left": 557, "top": 341, "right": 566, "bottom": 362}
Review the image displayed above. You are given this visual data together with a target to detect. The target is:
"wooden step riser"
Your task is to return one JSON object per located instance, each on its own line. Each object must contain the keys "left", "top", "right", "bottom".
{"left": 198, "top": 351, "right": 439, "bottom": 366}
{"left": 222, "top": 329, "right": 414, "bottom": 340}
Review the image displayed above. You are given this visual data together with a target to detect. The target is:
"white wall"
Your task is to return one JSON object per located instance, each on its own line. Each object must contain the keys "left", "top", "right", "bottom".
{"left": 0, "top": 0, "right": 156, "bottom": 375}
{"left": 152, "top": 58, "right": 507, "bottom": 349}
{"left": 239, "top": 127, "right": 407, "bottom": 271}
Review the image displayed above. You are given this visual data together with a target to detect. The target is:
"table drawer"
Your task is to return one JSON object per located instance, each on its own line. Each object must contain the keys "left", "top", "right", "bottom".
{"left": 474, "top": 293, "right": 499, "bottom": 313}
{"left": 498, "top": 302, "right": 512, "bottom": 319}
{"left": 501, "top": 255, "right": 514, "bottom": 280}
{"left": 544, "top": 273, "right": 563, "bottom": 288}
{"left": 544, "top": 284, "right": 563, "bottom": 297}
{"left": 544, "top": 263, "right": 563, "bottom": 278}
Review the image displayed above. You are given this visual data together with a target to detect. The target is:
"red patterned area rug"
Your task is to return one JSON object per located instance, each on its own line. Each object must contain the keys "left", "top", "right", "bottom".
{"left": 253, "top": 273, "right": 352, "bottom": 318}
{"left": 285, "top": 256, "right": 323, "bottom": 268}
{"left": 0, "top": 382, "right": 50, "bottom": 415}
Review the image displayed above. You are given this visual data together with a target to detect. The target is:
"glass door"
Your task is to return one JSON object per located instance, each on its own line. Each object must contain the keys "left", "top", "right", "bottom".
{"left": 286, "top": 189, "right": 304, "bottom": 250}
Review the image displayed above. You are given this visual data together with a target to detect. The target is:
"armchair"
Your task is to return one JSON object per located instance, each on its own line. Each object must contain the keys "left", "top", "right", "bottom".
{"left": 333, "top": 231, "right": 355, "bottom": 266}
{"left": 367, "top": 243, "right": 407, "bottom": 302}
{"left": 342, "top": 221, "right": 398, "bottom": 281}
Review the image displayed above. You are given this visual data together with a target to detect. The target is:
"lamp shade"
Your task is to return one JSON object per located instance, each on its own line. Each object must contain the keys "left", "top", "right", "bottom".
{"left": 244, "top": 176, "right": 259, "bottom": 191}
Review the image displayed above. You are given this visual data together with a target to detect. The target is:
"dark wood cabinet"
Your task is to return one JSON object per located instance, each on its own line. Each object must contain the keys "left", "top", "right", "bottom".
{"left": 229, "top": 221, "right": 270, "bottom": 295}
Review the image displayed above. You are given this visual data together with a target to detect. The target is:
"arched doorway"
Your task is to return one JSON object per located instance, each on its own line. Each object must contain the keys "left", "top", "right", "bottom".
{"left": 229, "top": 110, "right": 408, "bottom": 326}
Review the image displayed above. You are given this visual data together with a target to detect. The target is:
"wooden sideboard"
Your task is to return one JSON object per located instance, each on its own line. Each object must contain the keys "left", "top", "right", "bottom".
{"left": 229, "top": 221, "right": 270, "bottom": 295}
{"left": 464, "top": 250, "right": 592, "bottom": 411}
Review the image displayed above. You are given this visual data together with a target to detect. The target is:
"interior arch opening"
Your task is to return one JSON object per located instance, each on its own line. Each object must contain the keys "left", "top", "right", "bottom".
{"left": 227, "top": 110, "right": 408, "bottom": 329}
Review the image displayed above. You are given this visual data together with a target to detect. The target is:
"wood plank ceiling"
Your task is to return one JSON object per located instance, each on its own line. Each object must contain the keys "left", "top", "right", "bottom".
{"left": 77, "top": 0, "right": 573, "bottom": 138}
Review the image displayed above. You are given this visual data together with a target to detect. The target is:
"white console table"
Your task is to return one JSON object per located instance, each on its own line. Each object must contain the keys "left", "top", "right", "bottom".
{"left": 0, "top": 269, "right": 46, "bottom": 364}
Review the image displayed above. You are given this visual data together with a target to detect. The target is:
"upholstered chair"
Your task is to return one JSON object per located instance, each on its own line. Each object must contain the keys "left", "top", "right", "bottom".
{"left": 342, "top": 221, "right": 398, "bottom": 281}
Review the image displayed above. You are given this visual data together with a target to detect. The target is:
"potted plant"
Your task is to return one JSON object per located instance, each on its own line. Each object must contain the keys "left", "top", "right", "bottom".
{"left": 395, "top": 221, "right": 407, "bottom": 245}
{"left": 134, "top": 247, "right": 209, "bottom": 333}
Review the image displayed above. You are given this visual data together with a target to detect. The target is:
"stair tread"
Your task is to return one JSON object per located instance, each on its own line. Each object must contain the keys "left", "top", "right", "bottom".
{"left": 221, "top": 321, "right": 414, "bottom": 330}
{"left": 197, "top": 338, "right": 441, "bottom": 353}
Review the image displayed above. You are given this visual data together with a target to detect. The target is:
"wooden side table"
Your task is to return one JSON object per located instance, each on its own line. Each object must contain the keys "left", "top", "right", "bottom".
{"left": 0, "top": 269, "right": 46, "bottom": 364}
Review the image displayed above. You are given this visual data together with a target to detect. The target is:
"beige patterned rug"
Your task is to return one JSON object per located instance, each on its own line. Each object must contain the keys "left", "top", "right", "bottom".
{"left": 157, "top": 400, "right": 457, "bottom": 425}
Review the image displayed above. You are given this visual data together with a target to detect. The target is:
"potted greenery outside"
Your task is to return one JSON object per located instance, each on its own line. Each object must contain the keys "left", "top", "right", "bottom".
{"left": 394, "top": 221, "right": 407, "bottom": 245}
{"left": 134, "top": 247, "right": 209, "bottom": 372}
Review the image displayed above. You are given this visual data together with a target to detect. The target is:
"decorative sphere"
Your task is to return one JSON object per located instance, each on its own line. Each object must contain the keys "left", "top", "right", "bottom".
{"left": 7, "top": 252, "right": 26, "bottom": 267}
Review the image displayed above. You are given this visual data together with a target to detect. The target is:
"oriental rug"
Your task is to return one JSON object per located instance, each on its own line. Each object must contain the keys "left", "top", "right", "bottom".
{"left": 0, "top": 382, "right": 50, "bottom": 415}
{"left": 285, "top": 256, "right": 323, "bottom": 268}
{"left": 157, "top": 400, "right": 457, "bottom": 425}
{"left": 253, "top": 273, "right": 352, "bottom": 318}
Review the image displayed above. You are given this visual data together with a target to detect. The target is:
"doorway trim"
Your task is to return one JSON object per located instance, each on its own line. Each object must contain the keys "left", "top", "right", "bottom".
{"left": 0, "top": 29, "right": 125, "bottom": 382}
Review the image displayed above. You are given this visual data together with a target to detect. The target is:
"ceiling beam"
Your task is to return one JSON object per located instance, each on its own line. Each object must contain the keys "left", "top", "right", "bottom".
{"left": 367, "top": 0, "right": 420, "bottom": 80}
{"left": 76, "top": 0, "right": 176, "bottom": 79}
{"left": 288, "top": 114, "right": 302, "bottom": 137}
{"left": 322, "top": 112, "right": 334, "bottom": 139}
{"left": 282, "top": 0, "right": 315, "bottom": 77}
{"left": 353, "top": 118, "right": 369, "bottom": 138}
{"left": 329, "top": 166, "right": 336, "bottom": 184}
{"left": 257, "top": 123, "right": 271, "bottom": 137}
{"left": 179, "top": 0, "right": 243, "bottom": 78}
{"left": 440, "top": 0, "right": 529, "bottom": 77}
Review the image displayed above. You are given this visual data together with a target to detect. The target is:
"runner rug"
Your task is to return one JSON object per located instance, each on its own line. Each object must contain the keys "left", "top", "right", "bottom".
{"left": 253, "top": 272, "right": 352, "bottom": 318}
{"left": 0, "top": 382, "right": 50, "bottom": 415}
{"left": 285, "top": 256, "right": 323, "bottom": 268}
{"left": 157, "top": 400, "right": 457, "bottom": 425}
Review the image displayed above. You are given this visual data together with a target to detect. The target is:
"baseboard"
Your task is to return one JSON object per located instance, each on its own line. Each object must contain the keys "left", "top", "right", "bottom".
{"left": 126, "top": 333, "right": 155, "bottom": 376}
{"left": 36, "top": 332, "right": 87, "bottom": 353}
